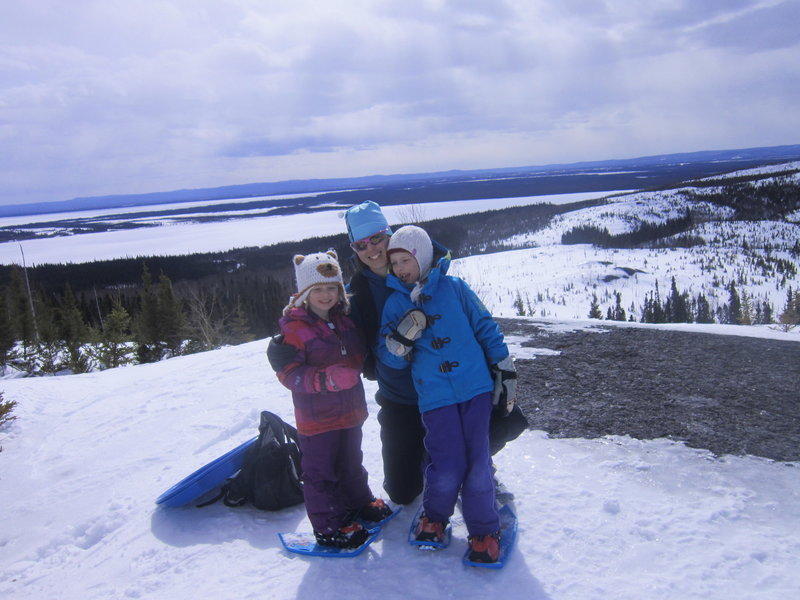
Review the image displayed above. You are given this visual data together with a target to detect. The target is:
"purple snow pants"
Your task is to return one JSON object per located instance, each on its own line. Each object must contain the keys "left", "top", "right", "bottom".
{"left": 298, "top": 426, "right": 374, "bottom": 534}
{"left": 421, "top": 392, "right": 500, "bottom": 536}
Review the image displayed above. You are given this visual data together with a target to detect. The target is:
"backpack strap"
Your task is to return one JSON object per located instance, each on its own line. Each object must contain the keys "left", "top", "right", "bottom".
{"left": 260, "top": 410, "right": 303, "bottom": 481}
{"left": 260, "top": 410, "right": 289, "bottom": 444}
{"left": 195, "top": 489, "right": 225, "bottom": 508}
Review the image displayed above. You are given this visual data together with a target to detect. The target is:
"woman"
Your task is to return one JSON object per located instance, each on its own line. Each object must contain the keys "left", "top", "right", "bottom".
{"left": 343, "top": 201, "right": 427, "bottom": 505}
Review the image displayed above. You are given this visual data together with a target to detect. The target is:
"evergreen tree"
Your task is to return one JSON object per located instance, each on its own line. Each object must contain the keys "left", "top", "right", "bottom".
{"left": 778, "top": 287, "right": 800, "bottom": 328}
{"left": 8, "top": 269, "right": 37, "bottom": 361}
{"left": 641, "top": 284, "right": 666, "bottom": 324}
{"left": 156, "top": 272, "right": 186, "bottom": 357}
{"left": 133, "top": 267, "right": 187, "bottom": 361}
{"left": 651, "top": 281, "right": 666, "bottom": 323}
{"left": 35, "top": 294, "right": 60, "bottom": 374}
{"left": 58, "top": 283, "right": 90, "bottom": 373}
{"left": 0, "top": 390, "right": 16, "bottom": 427}
{"left": 761, "top": 300, "right": 774, "bottom": 325}
{"left": 667, "top": 277, "right": 690, "bottom": 323}
{"left": 93, "top": 299, "right": 135, "bottom": 369}
{"left": 0, "top": 287, "right": 16, "bottom": 372}
{"left": 753, "top": 301, "right": 763, "bottom": 325}
{"left": 726, "top": 282, "right": 743, "bottom": 325}
{"left": 588, "top": 294, "right": 602, "bottom": 319}
{"left": 228, "top": 299, "right": 255, "bottom": 345}
{"left": 134, "top": 265, "right": 162, "bottom": 363}
{"left": 640, "top": 293, "right": 653, "bottom": 323}
{"left": 740, "top": 290, "right": 753, "bottom": 325}
{"left": 610, "top": 291, "right": 626, "bottom": 321}
{"left": 513, "top": 290, "right": 525, "bottom": 316}
{"left": 695, "top": 293, "right": 715, "bottom": 324}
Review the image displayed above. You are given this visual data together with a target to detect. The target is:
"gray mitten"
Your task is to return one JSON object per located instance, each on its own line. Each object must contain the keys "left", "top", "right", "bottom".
{"left": 491, "top": 355, "right": 517, "bottom": 416}
{"left": 385, "top": 309, "right": 428, "bottom": 357}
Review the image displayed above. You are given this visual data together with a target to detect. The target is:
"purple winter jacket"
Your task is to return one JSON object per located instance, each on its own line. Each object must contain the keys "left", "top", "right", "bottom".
{"left": 277, "top": 306, "right": 368, "bottom": 436}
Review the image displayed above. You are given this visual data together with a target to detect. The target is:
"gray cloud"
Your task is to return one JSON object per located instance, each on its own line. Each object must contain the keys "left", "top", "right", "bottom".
{"left": 685, "top": 0, "right": 800, "bottom": 51}
{"left": 1, "top": 0, "right": 798, "bottom": 206}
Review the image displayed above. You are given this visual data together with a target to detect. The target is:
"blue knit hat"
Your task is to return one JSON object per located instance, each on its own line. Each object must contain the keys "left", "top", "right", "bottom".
{"left": 344, "top": 201, "right": 392, "bottom": 242}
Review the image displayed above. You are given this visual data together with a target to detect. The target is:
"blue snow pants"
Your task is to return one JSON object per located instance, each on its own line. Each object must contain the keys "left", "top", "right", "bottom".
{"left": 421, "top": 392, "right": 500, "bottom": 536}
{"left": 298, "top": 426, "right": 374, "bottom": 534}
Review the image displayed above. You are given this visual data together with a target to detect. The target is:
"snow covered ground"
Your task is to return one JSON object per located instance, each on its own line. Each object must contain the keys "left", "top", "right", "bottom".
{"left": 1, "top": 326, "right": 799, "bottom": 600}
{"left": 1, "top": 163, "right": 799, "bottom": 598}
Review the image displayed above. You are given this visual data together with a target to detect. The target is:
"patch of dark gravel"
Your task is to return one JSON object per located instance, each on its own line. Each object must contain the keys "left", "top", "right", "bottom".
{"left": 498, "top": 318, "right": 800, "bottom": 462}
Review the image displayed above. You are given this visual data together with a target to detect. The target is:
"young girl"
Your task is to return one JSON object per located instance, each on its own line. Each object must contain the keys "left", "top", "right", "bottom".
{"left": 277, "top": 250, "right": 391, "bottom": 548}
{"left": 377, "top": 226, "right": 512, "bottom": 563}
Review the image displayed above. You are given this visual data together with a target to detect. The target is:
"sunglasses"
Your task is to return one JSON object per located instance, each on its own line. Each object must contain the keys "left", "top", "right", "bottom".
{"left": 350, "top": 231, "right": 389, "bottom": 252}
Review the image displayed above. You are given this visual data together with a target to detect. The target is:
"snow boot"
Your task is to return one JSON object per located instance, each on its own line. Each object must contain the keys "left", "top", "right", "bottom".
{"left": 314, "top": 521, "right": 369, "bottom": 549}
{"left": 359, "top": 497, "right": 393, "bottom": 523}
{"left": 414, "top": 513, "right": 448, "bottom": 544}
{"left": 467, "top": 531, "right": 501, "bottom": 564}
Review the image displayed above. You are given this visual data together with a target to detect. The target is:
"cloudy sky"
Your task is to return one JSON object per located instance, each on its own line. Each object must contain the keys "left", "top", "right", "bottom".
{"left": 2, "top": 0, "right": 799, "bottom": 207}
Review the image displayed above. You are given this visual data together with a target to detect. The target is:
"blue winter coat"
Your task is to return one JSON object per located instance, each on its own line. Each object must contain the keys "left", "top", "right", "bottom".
{"left": 377, "top": 253, "right": 509, "bottom": 414}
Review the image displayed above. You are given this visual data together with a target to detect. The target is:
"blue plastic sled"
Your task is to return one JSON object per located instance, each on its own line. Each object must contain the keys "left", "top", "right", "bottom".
{"left": 155, "top": 437, "right": 257, "bottom": 507}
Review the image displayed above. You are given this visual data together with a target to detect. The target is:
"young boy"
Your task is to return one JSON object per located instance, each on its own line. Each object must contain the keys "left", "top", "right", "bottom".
{"left": 377, "top": 225, "right": 512, "bottom": 563}
{"left": 277, "top": 250, "right": 391, "bottom": 548}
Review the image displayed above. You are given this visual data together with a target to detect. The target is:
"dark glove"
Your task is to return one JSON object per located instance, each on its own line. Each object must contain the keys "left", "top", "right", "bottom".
{"left": 491, "top": 355, "right": 517, "bottom": 417}
{"left": 266, "top": 334, "right": 295, "bottom": 372}
{"left": 362, "top": 352, "right": 377, "bottom": 381}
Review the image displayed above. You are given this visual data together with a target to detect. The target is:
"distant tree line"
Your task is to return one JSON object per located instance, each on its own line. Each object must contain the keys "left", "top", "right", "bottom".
{"left": 562, "top": 174, "right": 800, "bottom": 251}
{"left": 561, "top": 210, "right": 697, "bottom": 248}
{"left": 0, "top": 198, "right": 599, "bottom": 376}
{"left": 587, "top": 277, "right": 799, "bottom": 328}
{"left": 0, "top": 262, "right": 289, "bottom": 376}
{"left": 681, "top": 175, "right": 800, "bottom": 221}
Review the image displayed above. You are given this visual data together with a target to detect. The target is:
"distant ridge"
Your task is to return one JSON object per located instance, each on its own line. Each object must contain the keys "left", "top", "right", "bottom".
{"left": 2, "top": 144, "right": 798, "bottom": 218}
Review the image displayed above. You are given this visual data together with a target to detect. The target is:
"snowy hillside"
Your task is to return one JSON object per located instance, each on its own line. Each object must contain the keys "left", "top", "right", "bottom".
{"left": 451, "top": 165, "right": 800, "bottom": 324}
{"left": 2, "top": 327, "right": 799, "bottom": 600}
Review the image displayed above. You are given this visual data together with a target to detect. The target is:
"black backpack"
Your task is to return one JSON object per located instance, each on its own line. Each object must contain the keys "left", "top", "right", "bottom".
{"left": 202, "top": 410, "right": 304, "bottom": 511}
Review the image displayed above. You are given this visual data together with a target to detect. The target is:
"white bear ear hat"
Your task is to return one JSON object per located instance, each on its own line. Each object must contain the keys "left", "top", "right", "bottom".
{"left": 283, "top": 250, "right": 349, "bottom": 315}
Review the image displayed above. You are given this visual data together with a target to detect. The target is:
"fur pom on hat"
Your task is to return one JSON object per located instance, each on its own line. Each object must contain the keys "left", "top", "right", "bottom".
{"left": 283, "top": 250, "right": 349, "bottom": 315}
